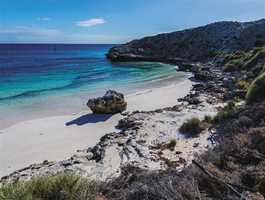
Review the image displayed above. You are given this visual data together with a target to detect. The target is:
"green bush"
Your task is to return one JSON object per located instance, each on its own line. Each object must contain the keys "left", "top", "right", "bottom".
{"left": 225, "top": 100, "right": 236, "bottom": 111}
{"left": 223, "top": 51, "right": 249, "bottom": 72}
{"left": 212, "top": 101, "right": 237, "bottom": 124}
{"left": 243, "top": 48, "right": 265, "bottom": 70}
{"left": 203, "top": 115, "right": 213, "bottom": 123}
{"left": 223, "top": 47, "right": 265, "bottom": 74}
{"left": 213, "top": 111, "right": 233, "bottom": 123}
{"left": 0, "top": 173, "right": 100, "bottom": 200}
{"left": 246, "top": 71, "right": 265, "bottom": 104}
{"left": 179, "top": 117, "right": 203, "bottom": 136}
{"left": 167, "top": 139, "right": 177, "bottom": 150}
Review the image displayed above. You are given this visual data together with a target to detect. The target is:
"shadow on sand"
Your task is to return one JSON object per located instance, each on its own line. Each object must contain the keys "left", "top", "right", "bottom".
{"left": 65, "top": 113, "right": 113, "bottom": 126}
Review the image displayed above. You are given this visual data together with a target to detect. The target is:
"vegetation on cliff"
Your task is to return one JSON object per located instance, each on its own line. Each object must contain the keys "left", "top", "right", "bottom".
{"left": 223, "top": 47, "right": 265, "bottom": 76}
{"left": 107, "top": 19, "right": 265, "bottom": 62}
{"left": 246, "top": 71, "right": 265, "bottom": 104}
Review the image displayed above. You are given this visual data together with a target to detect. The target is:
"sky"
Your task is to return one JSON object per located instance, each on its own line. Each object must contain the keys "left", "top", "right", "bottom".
{"left": 0, "top": 0, "right": 264, "bottom": 44}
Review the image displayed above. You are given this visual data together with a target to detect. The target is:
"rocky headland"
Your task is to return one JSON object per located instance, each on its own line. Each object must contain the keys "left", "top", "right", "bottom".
{"left": 107, "top": 19, "right": 265, "bottom": 63}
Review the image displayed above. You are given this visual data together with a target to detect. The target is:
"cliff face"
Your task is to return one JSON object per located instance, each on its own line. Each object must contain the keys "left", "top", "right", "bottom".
{"left": 107, "top": 19, "right": 265, "bottom": 62}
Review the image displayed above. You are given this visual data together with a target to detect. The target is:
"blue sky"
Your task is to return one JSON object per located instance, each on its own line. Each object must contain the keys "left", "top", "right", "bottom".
{"left": 0, "top": 0, "right": 264, "bottom": 44}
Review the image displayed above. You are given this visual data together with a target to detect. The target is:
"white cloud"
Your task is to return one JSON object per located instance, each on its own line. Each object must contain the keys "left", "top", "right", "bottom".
{"left": 76, "top": 18, "right": 106, "bottom": 27}
{"left": 37, "top": 17, "right": 51, "bottom": 21}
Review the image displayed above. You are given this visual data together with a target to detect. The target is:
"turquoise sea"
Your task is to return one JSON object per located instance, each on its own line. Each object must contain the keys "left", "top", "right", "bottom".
{"left": 0, "top": 44, "right": 188, "bottom": 128}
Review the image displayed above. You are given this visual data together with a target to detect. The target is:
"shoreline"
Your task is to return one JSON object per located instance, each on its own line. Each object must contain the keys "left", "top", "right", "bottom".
{"left": 0, "top": 71, "right": 189, "bottom": 130}
{"left": 0, "top": 78, "right": 192, "bottom": 177}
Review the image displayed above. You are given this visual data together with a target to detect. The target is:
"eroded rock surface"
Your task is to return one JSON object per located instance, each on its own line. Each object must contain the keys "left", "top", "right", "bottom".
{"left": 87, "top": 90, "right": 127, "bottom": 114}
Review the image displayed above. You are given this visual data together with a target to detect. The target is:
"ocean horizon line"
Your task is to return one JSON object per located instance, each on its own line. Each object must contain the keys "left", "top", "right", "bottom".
{"left": 0, "top": 43, "right": 119, "bottom": 45}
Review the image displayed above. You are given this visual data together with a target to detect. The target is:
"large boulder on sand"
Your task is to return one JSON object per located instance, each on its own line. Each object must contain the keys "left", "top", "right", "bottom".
{"left": 87, "top": 90, "right": 127, "bottom": 114}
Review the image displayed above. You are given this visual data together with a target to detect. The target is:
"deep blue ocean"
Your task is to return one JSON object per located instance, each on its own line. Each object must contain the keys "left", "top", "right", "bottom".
{"left": 0, "top": 44, "right": 187, "bottom": 128}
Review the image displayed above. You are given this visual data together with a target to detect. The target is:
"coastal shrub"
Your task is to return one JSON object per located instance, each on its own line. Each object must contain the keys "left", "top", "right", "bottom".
{"left": 225, "top": 100, "right": 236, "bottom": 111}
{"left": 0, "top": 173, "right": 100, "bottom": 200}
{"left": 213, "top": 110, "right": 233, "bottom": 123}
{"left": 223, "top": 47, "right": 265, "bottom": 74}
{"left": 213, "top": 100, "right": 236, "bottom": 124}
{"left": 203, "top": 115, "right": 213, "bottom": 124}
{"left": 246, "top": 71, "right": 265, "bottom": 104}
{"left": 223, "top": 51, "right": 248, "bottom": 72}
{"left": 243, "top": 48, "right": 265, "bottom": 71}
{"left": 223, "top": 61, "right": 241, "bottom": 72}
{"left": 179, "top": 117, "right": 203, "bottom": 136}
{"left": 167, "top": 139, "right": 177, "bottom": 150}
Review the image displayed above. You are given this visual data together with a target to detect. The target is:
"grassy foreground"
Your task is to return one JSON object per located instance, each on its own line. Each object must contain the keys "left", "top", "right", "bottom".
{"left": 0, "top": 173, "right": 100, "bottom": 200}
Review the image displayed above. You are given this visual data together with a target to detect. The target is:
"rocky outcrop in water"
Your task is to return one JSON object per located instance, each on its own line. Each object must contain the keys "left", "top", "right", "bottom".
{"left": 106, "top": 19, "right": 265, "bottom": 63}
{"left": 87, "top": 90, "right": 127, "bottom": 114}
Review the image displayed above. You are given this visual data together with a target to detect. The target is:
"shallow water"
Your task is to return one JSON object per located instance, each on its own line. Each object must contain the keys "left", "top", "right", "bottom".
{"left": 0, "top": 44, "right": 188, "bottom": 128}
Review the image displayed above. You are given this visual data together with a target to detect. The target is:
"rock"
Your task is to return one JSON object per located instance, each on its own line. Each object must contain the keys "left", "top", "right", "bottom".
{"left": 90, "top": 145, "right": 103, "bottom": 162}
{"left": 193, "top": 143, "right": 200, "bottom": 148}
{"left": 87, "top": 90, "right": 127, "bottom": 114}
{"left": 177, "top": 62, "right": 200, "bottom": 72}
{"left": 106, "top": 19, "right": 265, "bottom": 62}
{"left": 86, "top": 152, "right": 94, "bottom": 160}
{"left": 178, "top": 94, "right": 202, "bottom": 105}
{"left": 42, "top": 160, "right": 49, "bottom": 165}
{"left": 193, "top": 83, "right": 205, "bottom": 90}
{"left": 224, "top": 89, "right": 247, "bottom": 100}
{"left": 243, "top": 192, "right": 265, "bottom": 200}
{"left": 121, "top": 111, "right": 130, "bottom": 116}
{"left": 222, "top": 77, "right": 235, "bottom": 89}
{"left": 194, "top": 70, "right": 215, "bottom": 81}
{"left": 116, "top": 117, "right": 140, "bottom": 129}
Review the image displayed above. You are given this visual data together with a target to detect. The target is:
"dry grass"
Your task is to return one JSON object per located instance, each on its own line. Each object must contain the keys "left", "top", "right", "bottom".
{"left": 0, "top": 173, "right": 100, "bottom": 200}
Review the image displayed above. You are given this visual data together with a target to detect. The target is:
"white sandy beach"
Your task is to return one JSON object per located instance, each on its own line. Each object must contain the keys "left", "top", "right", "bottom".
{"left": 0, "top": 79, "right": 192, "bottom": 177}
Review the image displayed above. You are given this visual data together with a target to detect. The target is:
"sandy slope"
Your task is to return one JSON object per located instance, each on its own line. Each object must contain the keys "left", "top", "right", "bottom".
{"left": 0, "top": 79, "right": 192, "bottom": 177}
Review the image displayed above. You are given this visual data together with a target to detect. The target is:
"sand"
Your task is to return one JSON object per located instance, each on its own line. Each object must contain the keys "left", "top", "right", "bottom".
{"left": 0, "top": 79, "right": 192, "bottom": 177}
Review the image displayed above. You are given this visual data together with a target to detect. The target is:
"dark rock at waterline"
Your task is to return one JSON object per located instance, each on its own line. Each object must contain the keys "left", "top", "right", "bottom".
{"left": 87, "top": 90, "right": 127, "bottom": 114}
